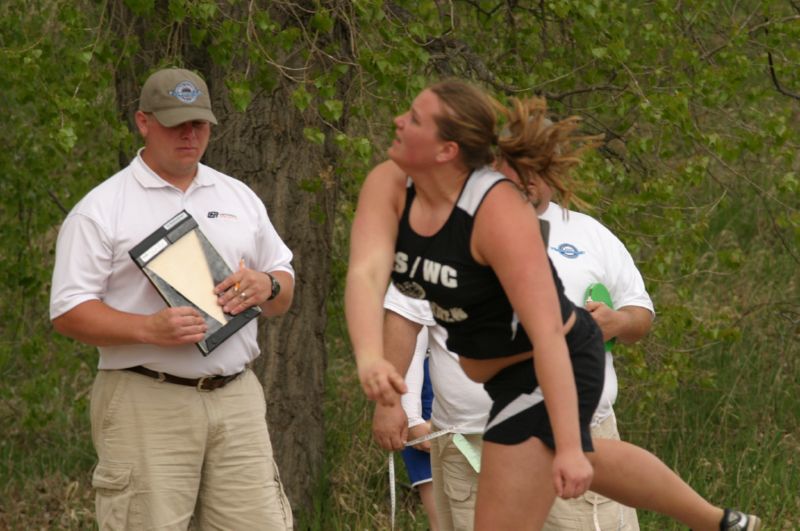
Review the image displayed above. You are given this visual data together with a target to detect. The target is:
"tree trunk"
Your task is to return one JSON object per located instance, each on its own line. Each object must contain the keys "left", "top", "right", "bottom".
{"left": 205, "top": 67, "right": 334, "bottom": 515}
{"left": 110, "top": 0, "right": 338, "bottom": 516}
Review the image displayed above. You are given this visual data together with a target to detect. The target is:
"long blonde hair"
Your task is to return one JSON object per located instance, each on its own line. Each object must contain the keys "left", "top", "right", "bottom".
{"left": 428, "top": 79, "right": 498, "bottom": 170}
{"left": 428, "top": 79, "right": 601, "bottom": 209}
{"left": 496, "top": 96, "right": 603, "bottom": 210}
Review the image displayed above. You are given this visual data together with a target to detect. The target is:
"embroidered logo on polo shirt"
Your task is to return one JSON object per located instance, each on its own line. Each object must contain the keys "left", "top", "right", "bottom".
{"left": 170, "top": 81, "right": 202, "bottom": 104}
{"left": 551, "top": 243, "right": 585, "bottom": 259}
{"left": 207, "top": 211, "right": 238, "bottom": 220}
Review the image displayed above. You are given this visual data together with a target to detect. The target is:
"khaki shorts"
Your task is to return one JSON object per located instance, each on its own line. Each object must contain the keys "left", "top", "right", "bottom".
{"left": 543, "top": 414, "right": 639, "bottom": 531}
{"left": 430, "top": 414, "right": 639, "bottom": 531}
{"left": 429, "top": 425, "right": 481, "bottom": 531}
{"left": 90, "top": 368, "right": 292, "bottom": 530}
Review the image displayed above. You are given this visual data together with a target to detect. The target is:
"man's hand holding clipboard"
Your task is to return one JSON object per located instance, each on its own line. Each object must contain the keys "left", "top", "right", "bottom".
{"left": 583, "top": 282, "right": 616, "bottom": 351}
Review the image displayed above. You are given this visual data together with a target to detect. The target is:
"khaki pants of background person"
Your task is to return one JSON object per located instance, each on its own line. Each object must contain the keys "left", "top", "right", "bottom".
{"left": 430, "top": 427, "right": 482, "bottom": 531}
{"left": 90, "top": 369, "right": 293, "bottom": 530}
{"left": 543, "top": 413, "right": 640, "bottom": 531}
{"left": 430, "top": 414, "right": 639, "bottom": 531}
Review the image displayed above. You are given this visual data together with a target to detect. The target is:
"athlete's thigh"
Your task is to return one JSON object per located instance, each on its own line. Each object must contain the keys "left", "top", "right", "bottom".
{"left": 475, "top": 437, "right": 556, "bottom": 531}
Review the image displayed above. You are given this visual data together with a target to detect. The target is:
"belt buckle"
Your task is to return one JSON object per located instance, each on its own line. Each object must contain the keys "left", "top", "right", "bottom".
{"left": 196, "top": 376, "right": 211, "bottom": 392}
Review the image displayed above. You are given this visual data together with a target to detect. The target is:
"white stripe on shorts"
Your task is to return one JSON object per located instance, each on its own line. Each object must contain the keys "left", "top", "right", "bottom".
{"left": 484, "top": 387, "right": 544, "bottom": 433}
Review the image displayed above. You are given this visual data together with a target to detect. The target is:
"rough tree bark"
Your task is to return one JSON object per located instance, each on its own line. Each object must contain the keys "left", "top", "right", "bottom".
{"left": 204, "top": 63, "right": 335, "bottom": 518}
{"left": 109, "top": 0, "right": 345, "bottom": 516}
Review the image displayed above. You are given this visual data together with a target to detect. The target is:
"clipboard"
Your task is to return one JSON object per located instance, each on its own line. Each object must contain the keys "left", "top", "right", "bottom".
{"left": 129, "top": 210, "right": 260, "bottom": 356}
{"left": 584, "top": 282, "right": 616, "bottom": 351}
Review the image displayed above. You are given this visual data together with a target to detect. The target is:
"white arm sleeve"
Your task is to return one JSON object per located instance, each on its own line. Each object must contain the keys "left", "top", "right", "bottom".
{"left": 400, "top": 328, "right": 429, "bottom": 428}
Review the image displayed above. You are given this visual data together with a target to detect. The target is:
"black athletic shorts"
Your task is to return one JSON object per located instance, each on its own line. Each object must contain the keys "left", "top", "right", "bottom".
{"left": 482, "top": 307, "right": 605, "bottom": 450}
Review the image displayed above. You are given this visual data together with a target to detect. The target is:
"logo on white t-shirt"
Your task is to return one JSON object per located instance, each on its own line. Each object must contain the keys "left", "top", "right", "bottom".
{"left": 551, "top": 243, "right": 585, "bottom": 259}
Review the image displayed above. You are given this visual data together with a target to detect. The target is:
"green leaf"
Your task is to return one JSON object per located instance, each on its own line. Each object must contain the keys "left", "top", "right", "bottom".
{"left": 303, "top": 127, "right": 325, "bottom": 145}
{"left": 255, "top": 11, "right": 275, "bottom": 32}
{"left": 409, "top": 23, "right": 426, "bottom": 40}
{"left": 292, "top": 86, "right": 313, "bottom": 112}
{"left": 196, "top": 2, "right": 217, "bottom": 20}
{"left": 277, "top": 27, "right": 301, "bottom": 51}
{"left": 227, "top": 80, "right": 253, "bottom": 113}
{"left": 168, "top": 0, "right": 187, "bottom": 22}
{"left": 321, "top": 99, "right": 343, "bottom": 122}
{"left": 56, "top": 126, "right": 77, "bottom": 151}
{"left": 190, "top": 27, "right": 208, "bottom": 47}
{"left": 311, "top": 10, "right": 334, "bottom": 34}
{"left": 354, "top": 137, "right": 372, "bottom": 161}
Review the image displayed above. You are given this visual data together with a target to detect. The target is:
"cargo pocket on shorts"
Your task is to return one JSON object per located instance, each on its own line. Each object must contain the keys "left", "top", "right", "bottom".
{"left": 443, "top": 474, "right": 474, "bottom": 503}
{"left": 444, "top": 475, "right": 477, "bottom": 530}
{"left": 581, "top": 491, "right": 626, "bottom": 531}
{"left": 92, "top": 462, "right": 134, "bottom": 530}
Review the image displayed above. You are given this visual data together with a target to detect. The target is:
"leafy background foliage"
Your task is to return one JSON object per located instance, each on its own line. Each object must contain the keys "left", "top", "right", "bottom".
{"left": 1, "top": 0, "right": 798, "bottom": 528}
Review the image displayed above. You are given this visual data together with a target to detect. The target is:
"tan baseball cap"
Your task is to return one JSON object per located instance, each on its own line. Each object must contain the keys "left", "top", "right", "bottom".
{"left": 139, "top": 68, "right": 218, "bottom": 127}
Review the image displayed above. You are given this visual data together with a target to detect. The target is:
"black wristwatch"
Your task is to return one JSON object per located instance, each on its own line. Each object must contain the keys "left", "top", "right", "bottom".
{"left": 266, "top": 272, "right": 281, "bottom": 301}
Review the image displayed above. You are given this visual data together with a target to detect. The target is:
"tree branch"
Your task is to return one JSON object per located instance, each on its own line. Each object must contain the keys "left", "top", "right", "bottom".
{"left": 546, "top": 83, "right": 627, "bottom": 103}
{"left": 458, "top": 0, "right": 503, "bottom": 18}
{"left": 767, "top": 49, "right": 800, "bottom": 100}
{"left": 48, "top": 190, "right": 68, "bottom": 216}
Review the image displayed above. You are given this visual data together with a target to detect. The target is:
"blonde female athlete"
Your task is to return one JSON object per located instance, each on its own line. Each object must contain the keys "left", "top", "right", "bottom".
{"left": 345, "top": 78, "right": 760, "bottom": 531}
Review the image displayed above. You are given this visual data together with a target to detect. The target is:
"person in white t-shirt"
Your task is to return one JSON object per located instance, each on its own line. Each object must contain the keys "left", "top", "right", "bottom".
{"left": 50, "top": 68, "right": 294, "bottom": 529}
{"left": 375, "top": 167, "right": 654, "bottom": 531}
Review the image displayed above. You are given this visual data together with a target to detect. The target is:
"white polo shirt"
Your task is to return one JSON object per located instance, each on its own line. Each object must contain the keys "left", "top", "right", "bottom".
{"left": 50, "top": 150, "right": 294, "bottom": 377}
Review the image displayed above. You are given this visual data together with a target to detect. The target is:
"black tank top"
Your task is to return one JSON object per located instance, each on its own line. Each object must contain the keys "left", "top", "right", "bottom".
{"left": 391, "top": 167, "right": 574, "bottom": 359}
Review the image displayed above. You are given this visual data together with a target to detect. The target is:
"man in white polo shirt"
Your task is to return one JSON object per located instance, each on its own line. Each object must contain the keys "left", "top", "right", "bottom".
{"left": 50, "top": 68, "right": 294, "bottom": 529}
{"left": 374, "top": 166, "right": 654, "bottom": 531}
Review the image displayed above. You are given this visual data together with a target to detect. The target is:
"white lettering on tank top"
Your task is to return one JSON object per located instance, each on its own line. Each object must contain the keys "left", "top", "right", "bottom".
{"left": 420, "top": 260, "right": 457, "bottom": 287}
{"left": 430, "top": 301, "right": 468, "bottom": 323}
{"left": 409, "top": 255, "right": 422, "bottom": 278}
{"left": 394, "top": 252, "right": 409, "bottom": 274}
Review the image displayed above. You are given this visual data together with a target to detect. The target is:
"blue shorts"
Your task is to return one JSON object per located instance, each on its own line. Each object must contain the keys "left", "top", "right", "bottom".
{"left": 401, "top": 358, "right": 434, "bottom": 487}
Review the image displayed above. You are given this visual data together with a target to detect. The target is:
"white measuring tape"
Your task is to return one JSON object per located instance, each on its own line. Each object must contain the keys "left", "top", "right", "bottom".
{"left": 388, "top": 426, "right": 458, "bottom": 530}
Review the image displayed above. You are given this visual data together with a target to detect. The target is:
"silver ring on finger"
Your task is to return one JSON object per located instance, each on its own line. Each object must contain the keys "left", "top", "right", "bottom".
{"left": 240, "top": 291, "right": 247, "bottom": 299}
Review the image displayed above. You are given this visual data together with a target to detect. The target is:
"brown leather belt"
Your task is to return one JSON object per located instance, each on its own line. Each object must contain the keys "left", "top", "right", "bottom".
{"left": 125, "top": 365, "right": 244, "bottom": 392}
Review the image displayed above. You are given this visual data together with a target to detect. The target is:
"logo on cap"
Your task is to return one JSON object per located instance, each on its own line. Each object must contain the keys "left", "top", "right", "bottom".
{"left": 169, "top": 81, "right": 202, "bottom": 104}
